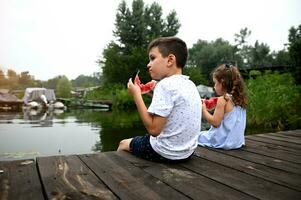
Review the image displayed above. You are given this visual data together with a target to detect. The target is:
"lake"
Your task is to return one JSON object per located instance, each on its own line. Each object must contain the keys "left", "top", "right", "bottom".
{"left": 0, "top": 108, "right": 147, "bottom": 161}
{"left": 0, "top": 107, "right": 265, "bottom": 161}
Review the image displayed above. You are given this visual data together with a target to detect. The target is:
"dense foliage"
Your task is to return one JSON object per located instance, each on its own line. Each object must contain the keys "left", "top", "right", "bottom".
{"left": 99, "top": 0, "right": 180, "bottom": 85}
{"left": 0, "top": 69, "right": 40, "bottom": 90}
{"left": 71, "top": 73, "right": 101, "bottom": 88}
{"left": 288, "top": 24, "right": 301, "bottom": 84}
{"left": 188, "top": 38, "right": 239, "bottom": 84}
{"left": 55, "top": 76, "right": 72, "bottom": 98}
{"left": 246, "top": 72, "right": 301, "bottom": 132}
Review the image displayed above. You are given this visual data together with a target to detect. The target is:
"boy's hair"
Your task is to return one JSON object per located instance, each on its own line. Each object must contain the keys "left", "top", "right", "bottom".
{"left": 213, "top": 64, "right": 247, "bottom": 109}
{"left": 148, "top": 36, "right": 188, "bottom": 68}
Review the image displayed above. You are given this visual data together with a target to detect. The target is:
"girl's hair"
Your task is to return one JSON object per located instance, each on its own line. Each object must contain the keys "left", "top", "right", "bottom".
{"left": 212, "top": 64, "right": 247, "bottom": 109}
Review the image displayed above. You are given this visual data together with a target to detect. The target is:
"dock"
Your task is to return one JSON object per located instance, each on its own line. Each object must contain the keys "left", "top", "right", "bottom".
{"left": 0, "top": 100, "right": 23, "bottom": 111}
{"left": 1, "top": 129, "right": 301, "bottom": 199}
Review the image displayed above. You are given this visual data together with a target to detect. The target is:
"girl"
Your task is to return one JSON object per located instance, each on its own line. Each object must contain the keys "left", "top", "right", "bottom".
{"left": 198, "top": 64, "right": 247, "bottom": 150}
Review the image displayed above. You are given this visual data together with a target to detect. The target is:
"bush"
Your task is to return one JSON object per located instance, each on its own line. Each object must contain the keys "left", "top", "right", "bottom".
{"left": 86, "top": 83, "right": 152, "bottom": 110}
{"left": 56, "top": 76, "right": 72, "bottom": 98}
{"left": 113, "top": 88, "right": 136, "bottom": 110}
{"left": 86, "top": 84, "right": 124, "bottom": 100}
{"left": 246, "top": 72, "right": 301, "bottom": 131}
{"left": 112, "top": 88, "right": 152, "bottom": 110}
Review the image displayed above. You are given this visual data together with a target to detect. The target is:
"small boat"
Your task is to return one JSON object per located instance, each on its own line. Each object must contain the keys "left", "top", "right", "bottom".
{"left": 48, "top": 101, "right": 66, "bottom": 110}
{"left": 23, "top": 88, "right": 66, "bottom": 111}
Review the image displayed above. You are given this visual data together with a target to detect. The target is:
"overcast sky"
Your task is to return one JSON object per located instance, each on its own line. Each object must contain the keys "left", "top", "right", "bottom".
{"left": 1, "top": 0, "right": 300, "bottom": 81}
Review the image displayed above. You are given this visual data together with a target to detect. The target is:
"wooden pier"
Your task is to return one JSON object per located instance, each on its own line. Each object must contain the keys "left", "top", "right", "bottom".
{"left": 0, "top": 100, "right": 23, "bottom": 111}
{"left": 1, "top": 129, "right": 301, "bottom": 199}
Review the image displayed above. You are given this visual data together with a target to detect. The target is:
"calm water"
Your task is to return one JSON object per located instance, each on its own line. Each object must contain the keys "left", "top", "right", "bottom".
{"left": 0, "top": 109, "right": 146, "bottom": 161}
{"left": 0, "top": 108, "right": 264, "bottom": 161}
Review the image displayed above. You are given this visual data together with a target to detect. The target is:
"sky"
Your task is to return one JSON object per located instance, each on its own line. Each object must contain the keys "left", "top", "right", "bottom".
{"left": 0, "top": 0, "right": 300, "bottom": 81}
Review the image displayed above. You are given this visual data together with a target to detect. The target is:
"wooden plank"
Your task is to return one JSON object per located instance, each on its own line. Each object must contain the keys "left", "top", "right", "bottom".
{"left": 79, "top": 152, "right": 189, "bottom": 200}
{"left": 245, "top": 137, "right": 301, "bottom": 155}
{"left": 212, "top": 147, "right": 301, "bottom": 175}
{"left": 37, "top": 155, "right": 117, "bottom": 200}
{"left": 255, "top": 133, "right": 301, "bottom": 145}
{"left": 116, "top": 151, "right": 255, "bottom": 200}
{"left": 180, "top": 154, "right": 301, "bottom": 200}
{"left": 259, "top": 132, "right": 301, "bottom": 141}
{"left": 274, "top": 130, "right": 301, "bottom": 137}
{"left": 194, "top": 147, "right": 301, "bottom": 191}
{"left": 0, "top": 159, "right": 44, "bottom": 200}
{"left": 246, "top": 135, "right": 301, "bottom": 151}
{"left": 243, "top": 140, "right": 301, "bottom": 164}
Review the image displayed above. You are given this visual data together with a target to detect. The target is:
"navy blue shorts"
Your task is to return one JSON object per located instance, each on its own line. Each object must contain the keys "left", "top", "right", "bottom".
{"left": 130, "top": 135, "right": 192, "bottom": 164}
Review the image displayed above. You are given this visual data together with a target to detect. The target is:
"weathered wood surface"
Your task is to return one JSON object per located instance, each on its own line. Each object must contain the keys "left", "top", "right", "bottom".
{"left": 1, "top": 129, "right": 301, "bottom": 199}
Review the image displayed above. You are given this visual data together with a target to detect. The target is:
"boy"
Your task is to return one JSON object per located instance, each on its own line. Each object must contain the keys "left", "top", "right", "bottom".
{"left": 117, "top": 37, "right": 201, "bottom": 163}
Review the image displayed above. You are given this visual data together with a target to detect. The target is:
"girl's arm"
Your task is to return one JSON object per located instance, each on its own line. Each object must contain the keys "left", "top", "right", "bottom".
{"left": 202, "top": 96, "right": 226, "bottom": 128}
{"left": 128, "top": 79, "right": 166, "bottom": 136}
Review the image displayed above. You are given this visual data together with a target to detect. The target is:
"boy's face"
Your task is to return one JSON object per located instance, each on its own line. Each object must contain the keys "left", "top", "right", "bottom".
{"left": 147, "top": 47, "right": 169, "bottom": 80}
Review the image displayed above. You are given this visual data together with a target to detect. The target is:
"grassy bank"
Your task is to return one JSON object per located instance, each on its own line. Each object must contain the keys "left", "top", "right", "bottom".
{"left": 86, "top": 84, "right": 152, "bottom": 110}
{"left": 246, "top": 72, "right": 301, "bottom": 132}
{"left": 86, "top": 72, "right": 301, "bottom": 134}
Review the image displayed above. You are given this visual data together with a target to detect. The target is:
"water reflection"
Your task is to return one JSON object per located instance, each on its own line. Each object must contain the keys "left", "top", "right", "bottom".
{"left": 0, "top": 108, "right": 146, "bottom": 160}
{"left": 0, "top": 108, "right": 211, "bottom": 161}
{"left": 22, "top": 109, "right": 54, "bottom": 127}
{"left": 69, "top": 109, "right": 146, "bottom": 152}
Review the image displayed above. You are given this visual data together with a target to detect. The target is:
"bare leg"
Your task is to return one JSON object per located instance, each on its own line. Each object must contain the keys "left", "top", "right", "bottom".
{"left": 117, "top": 138, "right": 132, "bottom": 152}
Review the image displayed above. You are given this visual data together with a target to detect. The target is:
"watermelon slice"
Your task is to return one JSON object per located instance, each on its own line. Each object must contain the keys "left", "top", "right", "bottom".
{"left": 133, "top": 70, "right": 156, "bottom": 94}
{"left": 203, "top": 97, "right": 218, "bottom": 111}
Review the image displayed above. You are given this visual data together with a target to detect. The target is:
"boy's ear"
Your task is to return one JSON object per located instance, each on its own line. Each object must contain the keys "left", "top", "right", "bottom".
{"left": 167, "top": 54, "right": 176, "bottom": 67}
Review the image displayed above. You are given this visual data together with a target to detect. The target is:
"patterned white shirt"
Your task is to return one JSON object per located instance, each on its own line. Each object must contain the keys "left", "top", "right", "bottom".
{"left": 148, "top": 75, "right": 202, "bottom": 160}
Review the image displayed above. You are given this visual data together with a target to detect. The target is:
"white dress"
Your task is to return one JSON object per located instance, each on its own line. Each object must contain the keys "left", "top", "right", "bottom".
{"left": 198, "top": 106, "right": 246, "bottom": 150}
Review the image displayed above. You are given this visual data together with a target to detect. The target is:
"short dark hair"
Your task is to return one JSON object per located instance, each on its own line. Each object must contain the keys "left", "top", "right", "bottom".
{"left": 148, "top": 37, "right": 188, "bottom": 68}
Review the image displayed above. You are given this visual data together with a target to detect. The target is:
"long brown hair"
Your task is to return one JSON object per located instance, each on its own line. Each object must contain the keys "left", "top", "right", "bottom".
{"left": 212, "top": 64, "right": 247, "bottom": 109}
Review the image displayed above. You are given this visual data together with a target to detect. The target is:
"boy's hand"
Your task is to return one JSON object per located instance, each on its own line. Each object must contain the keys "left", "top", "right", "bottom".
{"left": 127, "top": 78, "right": 141, "bottom": 96}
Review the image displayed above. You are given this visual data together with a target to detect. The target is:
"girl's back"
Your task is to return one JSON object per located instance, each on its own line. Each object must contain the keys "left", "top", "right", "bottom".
{"left": 198, "top": 64, "right": 247, "bottom": 150}
{"left": 198, "top": 105, "right": 246, "bottom": 150}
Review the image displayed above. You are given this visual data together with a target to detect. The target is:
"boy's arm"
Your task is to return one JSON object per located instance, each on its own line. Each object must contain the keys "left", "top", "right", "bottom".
{"left": 128, "top": 79, "right": 166, "bottom": 136}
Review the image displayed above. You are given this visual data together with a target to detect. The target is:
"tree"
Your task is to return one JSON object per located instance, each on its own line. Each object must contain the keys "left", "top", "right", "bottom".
{"left": 7, "top": 69, "right": 18, "bottom": 89}
{"left": 249, "top": 40, "right": 272, "bottom": 66}
{"left": 71, "top": 74, "right": 101, "bottom": 88}
{"left": 19, "top": 71, "right": 34, "bottom": 87}
{"left": 183, "top": 66, "right": 206, "bottom": 86}
{"left": 188, "top": 38, "right": 238, "bottom": 84}
{"left": 56, "top": 76, "right": 72, "bottom": 98}
{"left": 162, "top": 10, "right": 180, "bottom": 37}
{"left": 100, "top": 0, "right": 181, "bottom": 85}
{"left": 44, "top": 75, "right": 66, "bottom": 89}
{"left": 0, "top": 69, "right": 7, "bottom": 86}
{"left": 288, "top": 23, "right": 301, "bottom": 84}
{"left": 234, "top": 27, "right": 252, "bottom": 67}
{"left": 271, "top": 49, "right": 291, "bottom": 66}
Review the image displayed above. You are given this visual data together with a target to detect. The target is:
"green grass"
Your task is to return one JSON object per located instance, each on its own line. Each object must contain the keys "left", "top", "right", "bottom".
{"left": 246, "top": 72, "right": 301, "bottom": 132}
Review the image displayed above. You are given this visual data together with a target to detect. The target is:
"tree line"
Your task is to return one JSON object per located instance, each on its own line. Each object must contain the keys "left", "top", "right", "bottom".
{"left": 0, "top": 69, "right": 100, "bottom": 98}
{"left": 1, "top": 0, "right": 300, "bottom": 94}
{"left": 100, "top": 0, "right": 301, "bottom": 86}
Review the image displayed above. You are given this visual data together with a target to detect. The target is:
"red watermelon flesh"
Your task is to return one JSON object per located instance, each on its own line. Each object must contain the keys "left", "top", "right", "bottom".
{"left": 134, "top": 73, "right": 156, "bottom": 94}
{"left": 204, "top": 97, "right": 218, "bottom": 111}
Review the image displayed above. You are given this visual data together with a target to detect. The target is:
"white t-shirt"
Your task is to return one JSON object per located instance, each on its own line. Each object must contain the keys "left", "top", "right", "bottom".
{"left": 148, "top": 75, "right": 202, "bottom": 160}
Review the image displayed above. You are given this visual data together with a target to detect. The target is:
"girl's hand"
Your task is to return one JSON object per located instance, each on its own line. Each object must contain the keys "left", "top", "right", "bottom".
{"left": 127, "top": 78, "right": 141, "bottom": 96}
{"left": 201, "top": 99, "right": 207, "bottom": 111}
